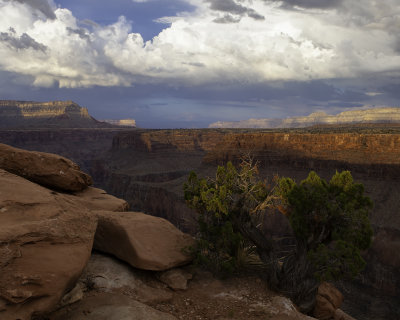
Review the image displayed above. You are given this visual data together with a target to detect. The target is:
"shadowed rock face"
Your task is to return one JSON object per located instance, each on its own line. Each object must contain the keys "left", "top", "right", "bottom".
{"left": 0, "top": 127, "right": 400, "bottom": 319}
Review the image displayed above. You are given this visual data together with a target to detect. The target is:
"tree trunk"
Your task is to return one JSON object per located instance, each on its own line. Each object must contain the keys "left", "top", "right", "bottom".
{"left": 279, "top": 243, "right": 320, "bottom": 313}
{"left": 233, "top": 214, "right": 319, "bottom": 314}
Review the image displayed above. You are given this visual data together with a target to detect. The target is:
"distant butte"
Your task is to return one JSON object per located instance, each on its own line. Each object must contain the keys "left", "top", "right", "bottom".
{"left": 101, "top": 119, "right": 136, "bottom": 127}
{"left": 209, "top": 107, "right": 400, "bottom": 128}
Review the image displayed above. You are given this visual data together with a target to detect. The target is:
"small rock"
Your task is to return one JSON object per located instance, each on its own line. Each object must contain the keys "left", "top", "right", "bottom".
{"left": 159, "top": 269, "right": 193, "bottom": 290}
{"left": 318, "top": 282, "right": 343, "bottom": 309}
{"left": 313, "top": 282, "right": 344, "bottom": 320}
{"left": 59, "top": 283, "right": 84, "bottom": 307}
{"left": 314, "top": 294, "right": 335, "bottom": 320}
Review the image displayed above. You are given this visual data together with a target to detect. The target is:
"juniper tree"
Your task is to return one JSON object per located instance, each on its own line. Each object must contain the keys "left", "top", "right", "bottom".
{"left": 184, "top": 159, "right": 373, "bottom": 312}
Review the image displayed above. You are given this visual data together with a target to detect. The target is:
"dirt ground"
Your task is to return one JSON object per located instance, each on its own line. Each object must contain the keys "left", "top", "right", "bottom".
{"left": 49, "top": 253, "right": 314, "bottom": 320}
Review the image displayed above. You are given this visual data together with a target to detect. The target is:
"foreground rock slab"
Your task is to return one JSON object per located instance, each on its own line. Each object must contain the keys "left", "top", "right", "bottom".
{"left": 0, "top": 169, "right": 97, "bottom": 320}
{"left": 94, "top": 211, "right": 195, "bottom": 271}
{"left": 0, "top": 143, "right": 92, "bottom": 192}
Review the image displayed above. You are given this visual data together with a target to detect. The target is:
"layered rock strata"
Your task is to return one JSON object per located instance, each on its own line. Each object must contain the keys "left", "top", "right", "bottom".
{"left": 0, "top": 100, "right": 107, "bottom": 128}
{"left": 209, "top": 107, "right": 400, "bottom": 128}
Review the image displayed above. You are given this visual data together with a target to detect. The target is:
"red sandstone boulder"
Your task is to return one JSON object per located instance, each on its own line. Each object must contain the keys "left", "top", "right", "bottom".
{"left": 313, "top": 282, "right": 344, "bottom": 320}
{"left": 94, "top": 211, "right": 195, "bottom": 271}
{"left": 0, "top": 143, "right": 92, "bottom": 192}
{"left": 0, "top": 169, "right": 97, "bottom": 320}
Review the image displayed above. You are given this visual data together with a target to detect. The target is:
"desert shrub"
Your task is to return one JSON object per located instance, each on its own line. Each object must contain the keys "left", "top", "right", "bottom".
{"left": 184, "top": 159, "right": 373, "bottom": 311}
{"left": 277, "top": 170, "right": 373, "bottom": 281}
{"left": 184, "top": 160, "right": 276, "bottom": 275}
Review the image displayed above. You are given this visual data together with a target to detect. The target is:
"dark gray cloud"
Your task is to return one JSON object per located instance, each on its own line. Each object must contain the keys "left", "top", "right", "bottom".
{"left": 206, "top": 0, "right": 265, "bottom": 22}
{"left": 270, "top": 0, "right": 343, "bottom": 9}
{"left": 247, "top": 11, "right": 265, "bottom": 20}
{"left": 6, "top": 0, "right": 56, "bottom": 19}
{"left": 213, "top": 14, "right": 242, "bottom": 24}
{"left": 182, "top": 62, "right": 206, "bottom": 67}
{"left": 0, "top": 29, "right": 47, "bottom": 52}
{"left": 206, "top": 0, "right": 247, "bottom": 14}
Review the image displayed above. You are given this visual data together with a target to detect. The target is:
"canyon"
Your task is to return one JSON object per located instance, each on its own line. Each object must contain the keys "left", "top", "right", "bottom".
{"left": 0, "top": 142, "right": 341, "bottom": 320}
{"left": 0, "top": 126, "right": 399, "bottom": 319}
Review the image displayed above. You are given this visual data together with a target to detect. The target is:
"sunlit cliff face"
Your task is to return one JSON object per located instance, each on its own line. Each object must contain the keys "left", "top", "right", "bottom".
{"left": 209, "top": 107, "right": 400, "bottom": 128}
{"left": 0, "top": 100, "right": 90, "bottom": 119}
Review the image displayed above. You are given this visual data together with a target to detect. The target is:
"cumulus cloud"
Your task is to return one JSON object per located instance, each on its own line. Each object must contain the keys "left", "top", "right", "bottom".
{"left": 0, "top": 0, "right": 399, "bottom": 88}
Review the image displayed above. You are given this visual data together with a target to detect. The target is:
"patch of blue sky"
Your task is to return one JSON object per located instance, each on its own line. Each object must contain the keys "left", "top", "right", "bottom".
{"left": 55, "top": 0, "right": 195, "bottom": 41}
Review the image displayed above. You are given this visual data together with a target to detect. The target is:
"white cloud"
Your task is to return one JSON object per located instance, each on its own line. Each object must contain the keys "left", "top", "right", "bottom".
{"left": 0, "top": 0, "right": 399, "bottom": 88}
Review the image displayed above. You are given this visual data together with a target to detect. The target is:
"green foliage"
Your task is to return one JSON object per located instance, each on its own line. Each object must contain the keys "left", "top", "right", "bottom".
{"left": 184, "top": 160, "right": 273, "bottom": 275}
{"left": 278, "top": 170, "right": 373, "bottom": 281}
{"left": 184, "top": 160, "right": 373, "bottom": 284}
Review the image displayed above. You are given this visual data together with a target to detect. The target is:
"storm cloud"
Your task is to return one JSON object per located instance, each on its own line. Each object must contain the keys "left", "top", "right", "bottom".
{"left": 206, "top": 0, "right": 265, "bottom": 21}
{"left": 276, "top": 0, "right": 343, "bottom": 9}
{"left": 0, "top": 28, "right": 47, "bottom": 51}
{"left": 5, "top": 0, "right": 56, "bottom": 19}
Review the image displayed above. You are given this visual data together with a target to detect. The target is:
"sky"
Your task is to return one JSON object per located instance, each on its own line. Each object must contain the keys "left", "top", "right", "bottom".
{"left": 0, "top": 0, "right": 399, "bottom": 128}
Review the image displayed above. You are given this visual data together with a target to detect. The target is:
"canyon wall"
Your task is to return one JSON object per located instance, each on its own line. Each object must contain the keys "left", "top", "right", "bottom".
{"left": 0, "top": 128, "right": 399, "bottom": 319}
{"left": 203, "top": 132, "right": 400, "bottom": 178}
